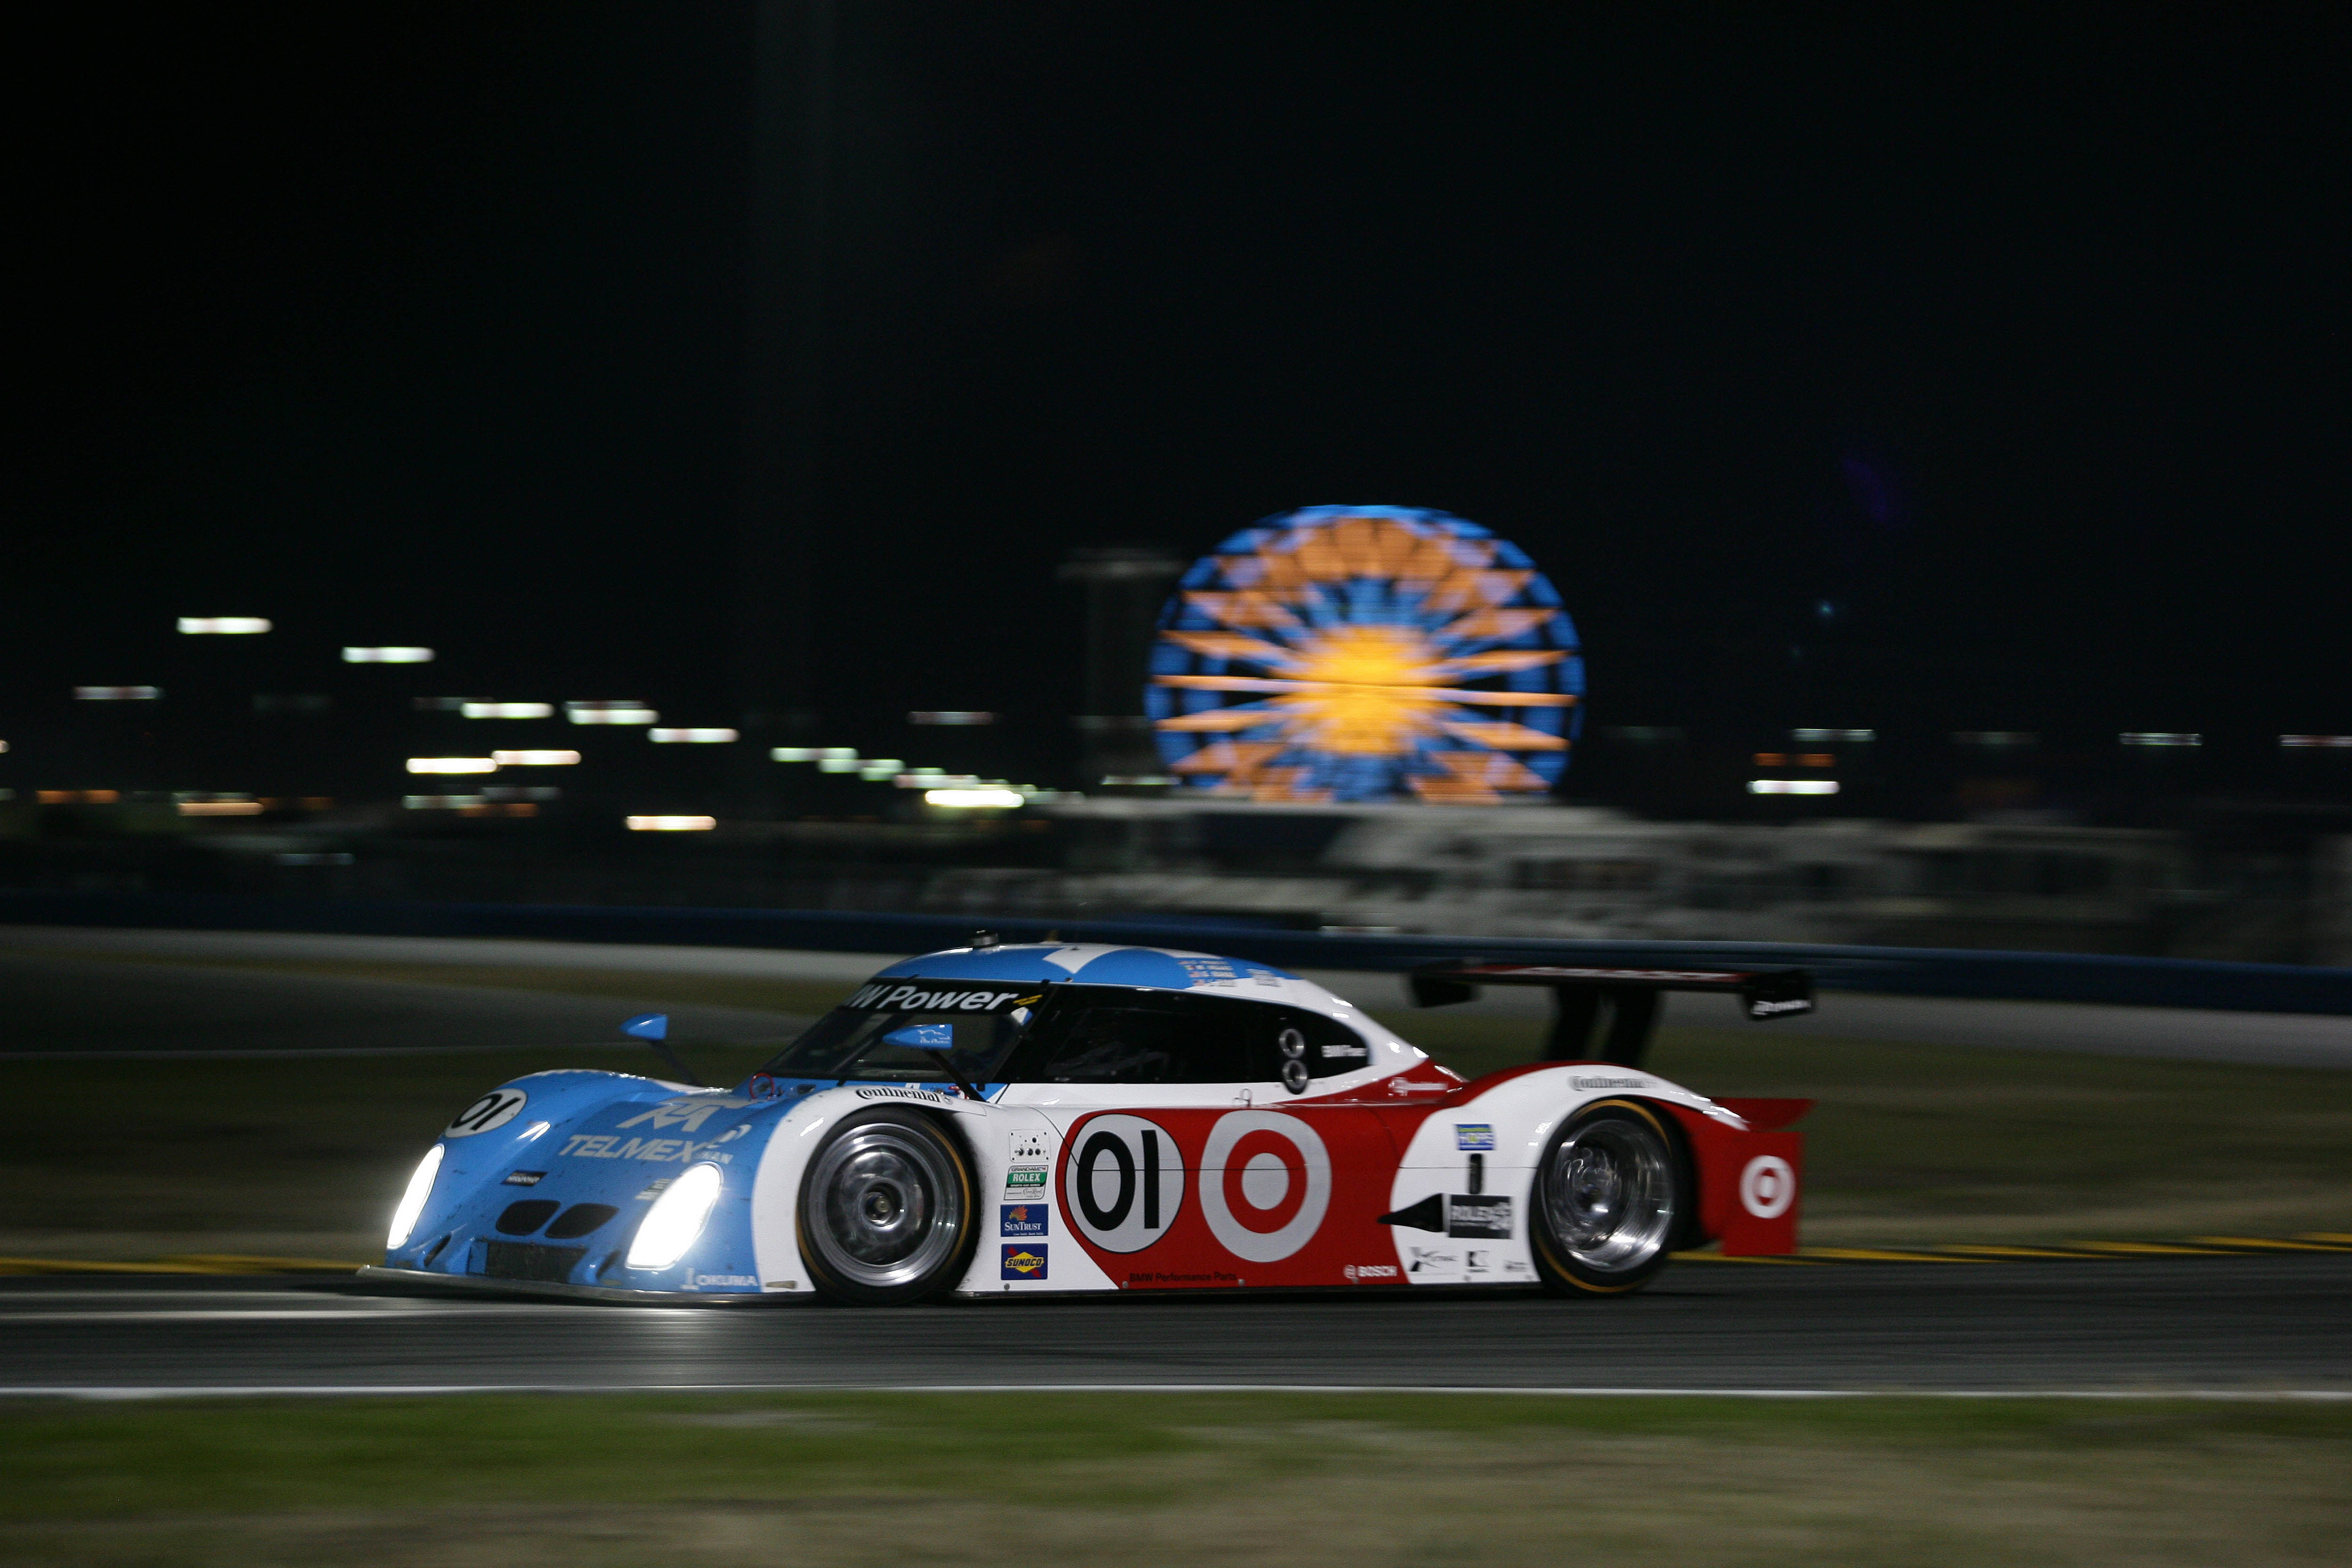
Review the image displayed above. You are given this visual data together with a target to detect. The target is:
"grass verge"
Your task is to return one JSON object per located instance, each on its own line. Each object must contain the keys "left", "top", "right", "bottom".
{"left": 1, "top": 1390, "right": 2345, "bottom": 1567}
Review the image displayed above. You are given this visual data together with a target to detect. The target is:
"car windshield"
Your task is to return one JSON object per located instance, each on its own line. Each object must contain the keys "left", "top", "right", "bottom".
{"left": 757, "top": 981, "right": 1045, "bottom": 1084}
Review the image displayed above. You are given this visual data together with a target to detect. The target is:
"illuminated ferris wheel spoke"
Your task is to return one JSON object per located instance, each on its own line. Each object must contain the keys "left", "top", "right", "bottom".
{"left": 1147, "top": 507, "right": 1585, "bottom": 804}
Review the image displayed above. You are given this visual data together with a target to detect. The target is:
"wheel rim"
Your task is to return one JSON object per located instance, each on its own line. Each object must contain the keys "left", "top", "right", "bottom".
{"left": 808, "top": 1125, "right": 964, "bottom": 1290}
{"left": 1541, "top": 1116, "right": 1674, "bottom": 1274}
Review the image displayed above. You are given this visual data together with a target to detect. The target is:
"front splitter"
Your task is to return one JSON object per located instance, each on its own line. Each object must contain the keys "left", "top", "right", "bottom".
{"left": 354, "top": 1265, "right": 803, "bottom": 1307}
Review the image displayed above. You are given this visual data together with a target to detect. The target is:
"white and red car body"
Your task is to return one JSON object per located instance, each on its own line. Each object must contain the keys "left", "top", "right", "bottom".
{"left": 367, "top": 942, "right": 1808, "bottom": 1301}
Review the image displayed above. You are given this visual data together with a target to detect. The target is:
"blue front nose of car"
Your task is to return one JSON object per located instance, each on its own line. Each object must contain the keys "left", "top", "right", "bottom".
{"left": 384, "top": 1070, "right": 779, "bottom": 1294}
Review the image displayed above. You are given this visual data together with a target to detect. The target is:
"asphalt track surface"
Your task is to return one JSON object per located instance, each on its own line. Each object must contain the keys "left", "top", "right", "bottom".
{"left": 3, "top": 927, "right": 2345, "bottom": 1397}
{"left": 6, "top": 923, "right": 2349, "bottom": 1066}
{"left": 5, "top": 1257, "right": 2347, "bottom": 1395}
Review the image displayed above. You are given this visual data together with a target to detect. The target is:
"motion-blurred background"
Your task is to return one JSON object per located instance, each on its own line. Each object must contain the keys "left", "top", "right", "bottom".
{"left": 8, "top": 6, "right": 2347, "bottom": 963}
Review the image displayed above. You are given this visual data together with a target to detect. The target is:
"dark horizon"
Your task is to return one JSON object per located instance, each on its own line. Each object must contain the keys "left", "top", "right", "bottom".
{"left": 13, "top": 6, "right": 2347, "bottom": 799}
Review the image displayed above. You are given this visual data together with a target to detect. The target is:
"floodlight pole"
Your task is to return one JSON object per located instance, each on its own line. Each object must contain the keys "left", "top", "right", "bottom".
{"left": 1059, "top": 547, "right": 1184, "bottom": 789}
{"left": 736, "top": 0, "right": 836, "bottom": 814}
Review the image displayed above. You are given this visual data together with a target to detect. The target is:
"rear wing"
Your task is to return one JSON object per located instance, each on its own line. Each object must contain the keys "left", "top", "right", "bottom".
{"left": 1406, "top": 960, "right": 1815, "bottom": 1068}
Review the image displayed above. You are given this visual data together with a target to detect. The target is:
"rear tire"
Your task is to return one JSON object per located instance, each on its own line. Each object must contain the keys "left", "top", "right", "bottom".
{"left": 798, "top": 1109, "right": 978, "bottom": 1305}
{"left": 1530, "top": 1101, "right": 1682, "bottom": 1296}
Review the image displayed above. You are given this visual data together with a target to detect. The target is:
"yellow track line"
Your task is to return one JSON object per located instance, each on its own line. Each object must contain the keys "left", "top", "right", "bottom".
{"left": 2070, "top": 1241, "right": 2237, "bottom": 1256}
{"left": 0, "top": 1238, "right": 2344, "bottom": 1276}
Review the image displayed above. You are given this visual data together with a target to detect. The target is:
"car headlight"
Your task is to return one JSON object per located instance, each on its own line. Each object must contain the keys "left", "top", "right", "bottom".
{"left": 386, "top": 1144, "right": 444, "bottom": 1250}
{"left": 627, "top": 1162, "right": 724, "bottom": 1269}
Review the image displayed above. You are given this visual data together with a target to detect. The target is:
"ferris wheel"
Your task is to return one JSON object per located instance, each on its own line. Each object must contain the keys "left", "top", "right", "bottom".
{"left": 1147, "top": 506, "right": 1584, "bottom": 803}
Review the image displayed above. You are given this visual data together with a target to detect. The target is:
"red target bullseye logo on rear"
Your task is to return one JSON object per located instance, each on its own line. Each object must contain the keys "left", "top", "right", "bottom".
{"left": 1199, "top": 1111, "right": 1329, "bottom": 1262}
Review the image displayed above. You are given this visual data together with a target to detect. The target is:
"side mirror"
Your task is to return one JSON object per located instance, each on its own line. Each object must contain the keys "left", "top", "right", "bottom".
{"left": 621, "top": 1013, "right": 698, "bottom": 1086}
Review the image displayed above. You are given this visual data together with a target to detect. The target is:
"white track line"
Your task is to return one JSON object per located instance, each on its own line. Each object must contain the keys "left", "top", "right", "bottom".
{"left": 3, "top": 1383, "right": 2344, "bottom": 1401}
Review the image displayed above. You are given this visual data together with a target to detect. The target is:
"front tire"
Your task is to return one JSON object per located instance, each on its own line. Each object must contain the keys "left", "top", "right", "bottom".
{"left": 798, "top": 1109, "right": 978, "bottom": 1305}
{"left": 1530, "top": 1101, "right": 1683, "bottom": 1296}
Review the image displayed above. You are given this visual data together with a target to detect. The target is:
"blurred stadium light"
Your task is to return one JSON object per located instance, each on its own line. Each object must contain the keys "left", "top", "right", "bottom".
{"left": 567, "top": 702, "right": 658, "bottom": 725}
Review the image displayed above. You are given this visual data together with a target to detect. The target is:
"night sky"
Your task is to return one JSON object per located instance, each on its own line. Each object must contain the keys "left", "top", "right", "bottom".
{"left": 15, "top": 6, "right": 2347, "bottom": 787}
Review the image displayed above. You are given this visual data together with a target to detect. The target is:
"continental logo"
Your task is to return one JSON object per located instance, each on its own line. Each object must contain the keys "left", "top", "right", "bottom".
{"left": 853, "top": 1087, "right": 953, "bottom": 1105}
{"left": 1571, "top": 1075, "right": 1649, "bottom": 1091}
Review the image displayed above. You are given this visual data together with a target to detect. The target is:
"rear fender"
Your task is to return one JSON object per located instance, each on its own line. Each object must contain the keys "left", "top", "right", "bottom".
{"left": 1662, "top": 1100, "right": 1811, "bottom": 1255}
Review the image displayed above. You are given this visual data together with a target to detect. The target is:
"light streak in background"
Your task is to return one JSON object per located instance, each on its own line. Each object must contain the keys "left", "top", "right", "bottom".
{"left": 461, "top": 702, "right": 555, "bottom": 719}
{"left": 1148, "top": 506, "right": 1584, "bottom": 803}
{"left": 648, "top": 727, "right": 740, "bottom": 743}
{"left": 178, "top": 800, "right": 263, "bottom": 816}
{"left": 925, "top": 788, "right": 1024, "bottom": 808}
{"left": 74, "top": 686, "right": 161, "bottom": 700}
{"left": 403, "top": 794, "right": 487, "bottom": 809}
{"left": 1792, "top": 727, "right": 1873, "bottom": 742}
{"left": 342, "top": 646, "right": 433, "bottom": 663}
{"left": 2120, "top": 733, "right": 2201, "bottom": 747}
{"left": 909, "top": 711, "right": 997, "bottom": 725}
{"left": 177, "top": 617, "right": 271, "bottom": 635}
{"left": 566, "top": 702, "right": 658, "bottom": 725}
{"left": 1748, "top": 780, "right": 1840, "bottom": 795}
{"left": 626, "top": 815, "right": 717, "bottom": 831}
{"left": 491, "top": 750, "right": 580, "bottom": 766}
{"left": 406, "top": 757, "right": 498, "bottom": 774}
{"left": 2279, "top": 735, "right": 2352, "bottom": 748}
{"left": 1954, "top": 731, "right": 2038, "bottom": 747}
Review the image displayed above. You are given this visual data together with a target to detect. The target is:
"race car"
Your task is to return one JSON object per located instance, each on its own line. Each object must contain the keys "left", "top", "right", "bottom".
{"left": 361, "top": 939, "right": 1812, "bottom": 1305}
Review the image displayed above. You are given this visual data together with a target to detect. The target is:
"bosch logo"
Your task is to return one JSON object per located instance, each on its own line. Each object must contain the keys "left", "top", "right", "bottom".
{"left": 1739, "top": 1154, "right": 1796, "bottom": 1220}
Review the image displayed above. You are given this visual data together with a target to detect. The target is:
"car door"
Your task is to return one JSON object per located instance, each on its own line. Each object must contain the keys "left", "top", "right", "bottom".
{"left": 1002, "top": 987, "right": 1404, "bottom": 1290}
